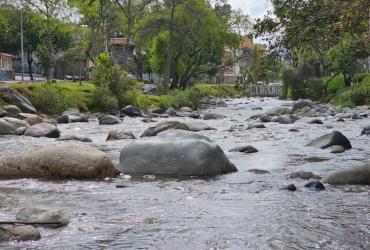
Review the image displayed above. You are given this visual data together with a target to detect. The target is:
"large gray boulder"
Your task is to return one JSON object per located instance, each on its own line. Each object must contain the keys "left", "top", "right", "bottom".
{"left": 0, "top": 225, "right": 40, "bottom": 242}
{"left": 307, "top": 131, "right": 352, "bottom": 149}
{"left": 0, "top": 117, "right": 29, "bottom": 135}
{"left": 119, "top": 132, "right": 237, "bottom": 176}
{"left": 142, "top": 84, "right": 157, "bottom": 94}
{"left": 0, "top": 143, "right": 118, "bottom": 179}
{"left": 24, "top": 123, "right": 61, "bottom": 138}
{"left": 0, "top": 86, "right": 37, "bottom": 114}
{"left": 322, "top": 164, "right": 370, "bottom": 185}
{"left": 202, "top": 112, "right": 226, "bottom": 120}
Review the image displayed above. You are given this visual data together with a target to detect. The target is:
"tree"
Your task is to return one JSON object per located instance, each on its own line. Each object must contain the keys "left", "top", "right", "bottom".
{"left": 139, "top": 0, "right": 240, "bottom": 89}
{"left": 23, "top": 0, "right": 72, "bottom": 82}
{"left": 255, "top": 0, "right": 370, "bottom": 65}
{"left": 327, "top": 35, "right": 370, "bottom": 86}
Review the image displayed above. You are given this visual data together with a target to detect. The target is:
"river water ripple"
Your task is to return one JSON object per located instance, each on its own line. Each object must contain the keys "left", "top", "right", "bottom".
{"left": 0, "top": 97, "right": 369, "bottom": 249}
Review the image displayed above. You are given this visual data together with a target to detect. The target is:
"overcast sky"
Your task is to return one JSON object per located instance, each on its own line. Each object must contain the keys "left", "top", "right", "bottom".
{"left": 229, "top": 0, "right": 272, "bottom": 20}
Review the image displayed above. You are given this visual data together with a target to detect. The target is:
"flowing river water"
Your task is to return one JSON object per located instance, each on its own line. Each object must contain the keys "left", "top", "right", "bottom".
{"left": 0, "top": 97, "right": 369, "bottom": 249}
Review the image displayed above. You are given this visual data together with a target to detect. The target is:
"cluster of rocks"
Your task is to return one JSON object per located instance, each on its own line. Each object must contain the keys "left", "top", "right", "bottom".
{"left": 0, "top": 207, "right": 69, "bottom": 242}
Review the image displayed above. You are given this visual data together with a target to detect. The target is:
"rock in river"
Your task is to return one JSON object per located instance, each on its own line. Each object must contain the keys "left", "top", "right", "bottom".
{"left": 120, "top": 105, "right": 142, "bottom": 117}
{"left": 24, "top": 123, "right": 61, "bottom": 138}
{"left": 322, "top": 164, "right": 370, "bottom": 185}
{"left": 0, "top": 143, "right": 118, "bottom": 179}
{"left": 106, "top": 130, "right": 136, "bottom": 141}
{"left": 16, "top": 207, "right": 70, "bottom": 228}
{"left": 99, "top": 115, "right": 121, "bottom": 125}
{"left": 141, "top": 120, "right": 214, "bottom": 137}
{"left": 307, "top": 131, "right": 352, "bottom": 149}
{"left": 304, "top": 181, "right": 325, "bottom": 191}
{"left": 229, "top": 145, "right": 258, "bottom": 153}
{"left": 0, "top": 117, "right": 29, "bottom": 135}
{"left": 119, "top": 131, "right": 237, "bottom": 176}
{"left": 0, "top": 225, "right": 40, "bottom": 242}
{"left": 202, "top": 112, "right": 225, "bottom": 120}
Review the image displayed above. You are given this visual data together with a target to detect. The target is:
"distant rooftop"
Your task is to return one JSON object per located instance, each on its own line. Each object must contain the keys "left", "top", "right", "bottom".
{"left": 110, "top": 38, "right": 136, "bottom": 46}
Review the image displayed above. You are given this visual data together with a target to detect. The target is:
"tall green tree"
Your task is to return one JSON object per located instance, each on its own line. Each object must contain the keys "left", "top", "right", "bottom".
{"left": 138, "top": 0, "right": 240, "bottom": 89}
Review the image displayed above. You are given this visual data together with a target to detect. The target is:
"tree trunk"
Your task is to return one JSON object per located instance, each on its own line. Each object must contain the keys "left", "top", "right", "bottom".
{"left": 164, "top": 0, "right": 176, "bottom": 94}
{"left": 27, "top": 50, "right": 34, "bottom": 80}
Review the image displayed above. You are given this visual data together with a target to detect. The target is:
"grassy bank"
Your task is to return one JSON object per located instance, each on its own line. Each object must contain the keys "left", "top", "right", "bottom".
{"left": 0, "top": 81, "right": 239, "bottom": 115}
{"left": 327, "top": 73, "right": 370, "bottom": 107}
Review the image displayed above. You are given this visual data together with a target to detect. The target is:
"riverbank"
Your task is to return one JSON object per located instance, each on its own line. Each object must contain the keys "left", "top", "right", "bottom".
{"left": 0, "top": 81, "right": 240, "bottom": 115}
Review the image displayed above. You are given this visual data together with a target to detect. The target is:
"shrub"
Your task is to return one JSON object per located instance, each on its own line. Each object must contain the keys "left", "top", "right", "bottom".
{"left": 28, "top": 84, "right": 78, "bottom": 114}
{"left": 159, "top": 96, "right": 172, "bottom": 110}
{"left": 89, "top": 87, "right": 118, "bottom": 112}
{"left": 326, "top": 75, "right": 345, "bottom": 94}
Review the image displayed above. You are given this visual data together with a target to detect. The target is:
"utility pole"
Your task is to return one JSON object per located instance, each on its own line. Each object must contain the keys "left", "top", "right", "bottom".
{"left": 21, "top": 5, "right": 24, "bottom": 81}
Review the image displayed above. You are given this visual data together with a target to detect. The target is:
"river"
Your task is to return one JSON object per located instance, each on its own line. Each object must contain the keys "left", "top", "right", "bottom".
{"left": 0, "top": 97, "right": 369, "bottom": 249}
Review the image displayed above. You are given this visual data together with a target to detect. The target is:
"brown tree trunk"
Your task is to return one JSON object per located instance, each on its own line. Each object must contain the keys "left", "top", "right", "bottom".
{"left": 27, "top": 50, "right": 34, "bottom": 81}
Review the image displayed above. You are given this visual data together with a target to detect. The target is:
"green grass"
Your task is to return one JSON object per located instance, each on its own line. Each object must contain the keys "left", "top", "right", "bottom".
{"left": 0, "top": 81, "right": 240, "bottom": 114}
{"left": 329, "top": 73, "right": 370, "bottom": 107}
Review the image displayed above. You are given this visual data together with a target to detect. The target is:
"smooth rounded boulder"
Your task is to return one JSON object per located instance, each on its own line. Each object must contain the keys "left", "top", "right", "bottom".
{"left": 0, "top": 117, "right": 29, "bottom": 135}
{"left": 120, "top": 105, "right": 142, "bottom": 117}
{"left": 119, "top": 132, "right": 237, "bottom": 176}
{"left": 322, "top": 164, "right": 370, "bottom": 185}
{"left": 0, "top": 225, "right": 40, "bottom": 242}
{"left": 307, "top": 131, "right": 352, "bottom": 149}
{"left": 0, "top": 143, "right": 118, "bottom": 179}
{"left": 24, "top": 123, "right": 61, "bottom": 138}
{"left": 99, "top": 115, "right": 121, "bottom": 125}
{"left": 3, "top": 105, "right": 21, "bottom": 118}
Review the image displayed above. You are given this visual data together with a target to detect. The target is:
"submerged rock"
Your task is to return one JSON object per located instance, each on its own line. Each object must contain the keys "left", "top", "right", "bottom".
{"left": 119, "top": 131, "right": 237, "bottom": 176}
{"left": 16, "top": 207, "right": 70, "bottom": 228}
{"left": 57, "top": 135, "right": 92, "bottom": 142}
{"left": 322, "top": 164, "right": 370, "bottom": 185}
{"left": 0, "top": 225, "right": 40, "bottom": 242}
{"left": 24, "top": 123, "right": 60, "bottom": 138}
{"left": 229, "top": 145, "right": 258, "bottom": 153}
{"left": 281, "top": 184, "right": 297, "bottom": 192}
{"left": 304, "top": 181, "right": 325, "bottom": 191}
{"left": 307, "top": 131, "right": 352, "bottom": 149}
{"left": 202, "top": 112, "right": 225, "bottom": 120}
{"left": 248, "top": 169, "right": 270, "bottom": 174}
{"left": 0, "top": 143, "right": 118, "bottom": 179}
{"left": 308, "top": 119, "right": 323, "bottom": 124}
